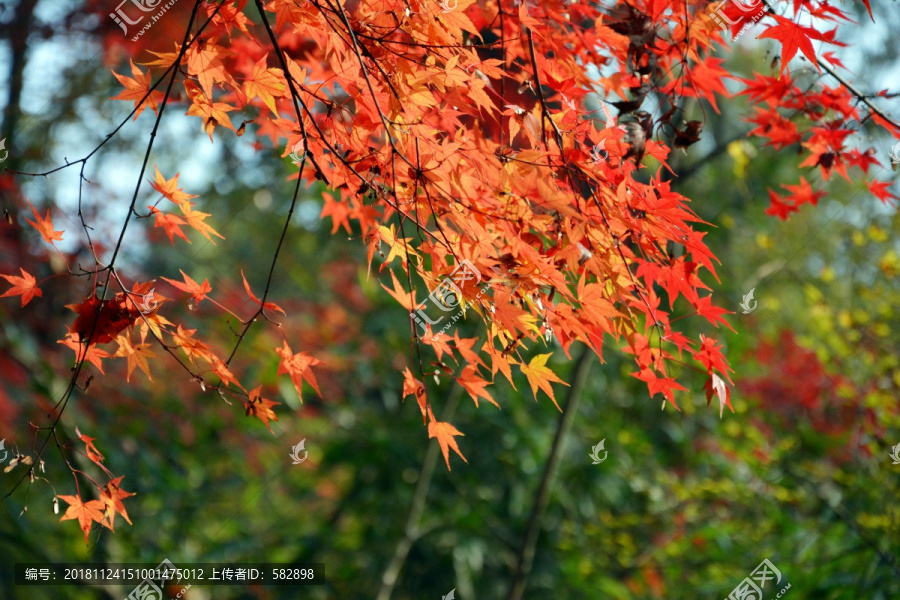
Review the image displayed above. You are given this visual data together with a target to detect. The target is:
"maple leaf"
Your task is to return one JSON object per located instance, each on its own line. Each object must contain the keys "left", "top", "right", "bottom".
{"left": 208, "top": 357, "right": 244, "bottom": 391}
{"left": 184, "top": 80, "right": 237, "bottom": 140}
{"left": 58, "top": 337, "right": 111, "bottom": 373}
{"left": 99, "top": 476, "right": 135, "bottom": 531}
{"left": 378, "top": 224, "right": 419, "bottom": 270}
{"left": 75, "top": 426, "right": 105, "bottom": 467}
{"left": 162, "top": 270, "right": 212, "bottom": 306}
{"left": 692, "top": 295, "right": 733, "bottom": 330}
{"left": 780, "top": 176, "right": 825, "bottom": 208}
{"left": 243, "top": 55, "right": 286, "bottom": 114}
{"left": 58, "top": 495, "right": 105, "bottom": 545}
{"left": 868, "top": 180, "right": 897, "bottom": 206}
{"left": 381, "top": 269, "right": 418, "bottom": 312}
{"left": 758, "top": 16, "right": 830, "bottom": 75}
{"left": 402, "top": 367, "right": 428, "bottom": 423}
{"left": 180, "top": 205, "right": 224, "bottom": 245}
{"left": 427, "top": 413, "right": 467, "bottom": 470}
{"left": 520, "top": 354, "right": 569, "bottom": 409}
{"left": 704, "top": 373, "right": 734, "bottom": 419}
{"left": 149, "top": 166, "right": 197, "bottom": 211}
{"left": 457, "top": 365, "right": 498, "bottom": 409}
{"left": 765, "top": 188, "right": 799, "bottom": 220}
{"left": 110, "top": 60, "right": 164, "bottom": 120}
{"left": 25, "top": 200, "right": 64, "bottom": 244}
{"left": 171, "top": 325, "right": 213, "bottom": 363}
{"left": 245, "top": 386, "right": 281, "bottom": 433}
{"left": 114, "top": 333, "right": 156, "bottom": 382}
{"left": 276, "top": 340, "right": 322, "bottom": 402}
{"left": 241, "top": 271, "right": 285, "bottom": 314}
{"left": 67, "top": 295, "right": 138, "bottom": 345}
{"left": 149, "top": 207, "right": 190, "bottom": 244}
{"left": 0, "top": 268, "right": 42, "bottom": 306}
{"left": 185, "top": 42, "right": 232, "bottom": 100}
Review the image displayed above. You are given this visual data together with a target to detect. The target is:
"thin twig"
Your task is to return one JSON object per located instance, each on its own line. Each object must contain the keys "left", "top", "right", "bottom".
{"left": 504, "top": 346, "right": 592, "bottom": 600}
{"left": 376, "top": 382, "right": 464, "bottom": 600}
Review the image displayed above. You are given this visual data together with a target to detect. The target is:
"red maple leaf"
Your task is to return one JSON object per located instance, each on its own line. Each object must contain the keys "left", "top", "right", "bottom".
{"left": 245, "top": 386, "right": 281, "bottom": 433}
{"left": 276, "top": 340, "right": 322, "bottom": 402}
{"left": 25, "top": 200, "right": 64, "bottom": 244}
{"left": 0, "top": 268, "right": 42, "bottom": 306}
{"left": 58, "top": 495, "right": 105, "bottom": 545}
{"left": 758, "top": 16, "right": 831, "bottom": 75}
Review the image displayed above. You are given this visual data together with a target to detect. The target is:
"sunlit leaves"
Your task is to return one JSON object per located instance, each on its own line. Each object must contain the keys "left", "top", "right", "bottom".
{"left": 245, "top": 386, "right": 281, "bottom": 433}
{"left": 114, "top": 333, "right": 156, "bottom": 382}
{"left": 25, "top": 200, "right": 63, "bottom": 244}
{"left": 58, "top": 495, "right": 105, "bottom": 545}
{"left": 110, "top": 60, "right": 164, "bottom": 120}
{"left": 0, "top": 268, "right": 42, "bottom": 306}
{"left": 276, "top": 340, "right": 322, "bottom": 403}
{"left": 427, "top": 409, "right": 467, "bottom": 470}
{"left": 520, "top": 354, "right": 569, "bottom": 409}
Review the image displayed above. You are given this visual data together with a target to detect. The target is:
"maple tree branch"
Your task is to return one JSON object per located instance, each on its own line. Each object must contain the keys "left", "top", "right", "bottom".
{"left": 505, "top": 345, "right": 592, "bottom": 600}
{"left": 525, "top": 27, "right": 564, "bottom": 151}
{"left": 3, "top": 0, "right": 213, "bottom": 503}
{"left": 757, "top": 0, "right": 899, "bottom": 131}
{"left": 376, "top": 382, "right": 463, "bottom": 600}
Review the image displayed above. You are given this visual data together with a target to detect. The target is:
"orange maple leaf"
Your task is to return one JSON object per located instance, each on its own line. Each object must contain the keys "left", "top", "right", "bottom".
{"left": 99, "top": 476, "right": 135, "bottom": 531}
{"left": 75, "top": 426, "right": 106, "bottom": 467}
{"left": 25, "top": 200, "right": 64, "bottom": 244}
{"left": 402, "top": 367, "right": 428, "bottom": 423}
{"left": 245, "top": 386, "right": 281, "bottom": 433}
{"left": 0, "top": 268, "right": 42, "bottom": 306}
{"left": 162, "top": 270, "right": 212, "bottom": 305}
{"left": 149, "top": 207, "right": 190, "bottom": 244}
{"left": 181, "top": 206, "right": 225, "bottom": 245}
{"left": 58, "top": 337, "right": 111, "bottom": 373}
{"left": 243, "top": 54, "right": 286, "bottom": 114}
{"left": 149, "top": 166, "right": 198, "bottom": 211}
{"left": 276, "top": 340, "right": 322, "bottom": 402}
{"left": 520, "top": 353, "right": 569, "bottom": 409}
{"left": 171, "top": 325, "right": 213, "bottom": 363}
{"left": 185, "top": 42, "right": 233, "bottom": 100}
{"left": 58, "top": 495, "right": 105, "bottom": 545}
{"left": 427, "top": 412, "right": 467, "bottom": 470}
{"left": 184, "top": 80, "right": 236, "bottom": 140}
{"left": 110, "top": 60, "right": 164, "bottom": 120}
{"left": 208, "top": 357, "right": 244, "bottom": 391}
{"left": 114, "top": 333, "right": 155, "bottom": 382}
{"left": 456, "top": 365, "right": 498, "bottom": 409}
{"left": 242, "top": 271, "right": 285, "bottom": 314}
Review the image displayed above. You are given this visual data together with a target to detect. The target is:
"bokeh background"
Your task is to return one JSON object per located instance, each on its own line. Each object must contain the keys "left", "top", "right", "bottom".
{"left": 0, "top": 1, "right": 898, "bottom": 598}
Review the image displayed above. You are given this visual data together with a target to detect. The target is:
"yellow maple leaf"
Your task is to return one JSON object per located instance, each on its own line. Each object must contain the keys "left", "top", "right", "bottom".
{"left": 114, "top": 333, "right": 155, "bottom": 382}
{"left": 243, "top": 55, "right": 286, "bottom": 114}
{"left": 520, "top": 353, "right": 569, "bottom": 409}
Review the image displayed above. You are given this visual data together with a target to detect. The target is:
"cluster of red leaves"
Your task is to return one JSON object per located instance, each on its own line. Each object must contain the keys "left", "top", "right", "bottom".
{"left": 739, "top": 330, "right": 878, "bottom": 458}
{"left": 94, "top": 0, "right": 893, "bottom": 470}
{"left": 3, "top": 0, "right": 896, "bottom": 547}
{"left": 57, "top": 429, "right": 135, "bottom": 544}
